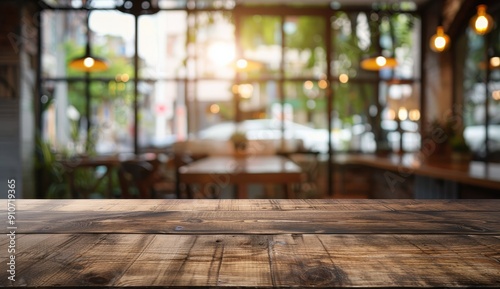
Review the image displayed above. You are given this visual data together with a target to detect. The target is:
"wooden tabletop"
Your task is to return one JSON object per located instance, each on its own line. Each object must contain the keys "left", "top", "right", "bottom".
{"left": 179, "top": 155, "right": 303, "bottom": 198}
{"left": 1, "top": 199, "right": 499, "bottom": 288}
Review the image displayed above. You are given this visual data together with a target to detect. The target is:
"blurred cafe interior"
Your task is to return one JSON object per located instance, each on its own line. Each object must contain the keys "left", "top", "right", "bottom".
{"left": 1, "top": 0, "right": 500, "bottom": 199}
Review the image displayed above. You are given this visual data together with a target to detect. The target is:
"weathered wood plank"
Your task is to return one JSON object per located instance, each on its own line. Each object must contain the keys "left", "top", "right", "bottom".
{"left": 6, "top": 199, "right": 500, "bottom": 213}
{"left": 39, "top": 234, "right": 155, "bottom": 287}
{"left": 1, "top": 234, "right": 498, "bottom": 288}
{"left": 1, "top": 233, "right": 154, "bottom": 287}
{"left": 315, "top": 234, "right": 500, "bottom": 287}
{"left": 116, "top": 235, "right": 274, "bottom": 287}
{"left": 115, "top": 235, "right": 220, "bottom": 286}
{"left": 5, "top": 209, "right": 499, "bottom": 235}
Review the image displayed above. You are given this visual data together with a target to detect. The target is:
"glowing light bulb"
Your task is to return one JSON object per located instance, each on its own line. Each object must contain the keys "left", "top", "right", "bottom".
{"left": 83, "top": 57, "right": 95, "bottom": 68}
{"left": 429, "top": 26, "right": 450, "bottom": 52}
{"left": 376, "top": 56, "right": 387, "bottom": 67}
{"left": 470, "top": 5, "right": 494, "bottom": 35}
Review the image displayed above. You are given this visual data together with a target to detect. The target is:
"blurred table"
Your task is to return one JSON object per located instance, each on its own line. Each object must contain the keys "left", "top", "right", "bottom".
{"left": 57, "top": 153, "right": 158, "bottom": 198}
{"left": 1, "top": 199, "right": 499, "bottom": 287}
{"left": 178, "top": 155, "right": 303, "bottom": 198}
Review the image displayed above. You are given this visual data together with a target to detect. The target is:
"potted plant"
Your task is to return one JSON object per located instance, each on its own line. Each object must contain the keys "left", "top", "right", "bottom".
{"left": 427, "top": 116, "right": 470, "bottom": 160}
{"left": 449, "top": 130, "right": 471, "bottom": 161}
{"left": 230, "top": 131, "right": 248, "bottom": 154}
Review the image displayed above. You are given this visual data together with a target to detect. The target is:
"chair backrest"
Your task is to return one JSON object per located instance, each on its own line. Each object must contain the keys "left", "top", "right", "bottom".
{"left": 118, "top": 160, "right": 155, "bottom": 198}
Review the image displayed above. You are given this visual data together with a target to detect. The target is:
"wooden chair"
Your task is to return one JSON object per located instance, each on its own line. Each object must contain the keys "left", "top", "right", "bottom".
{"left": 173, "top": 152, "right": 208, "bottom": 198}
{"left": 118, "top": 160, "right": 158, "bottom": 198}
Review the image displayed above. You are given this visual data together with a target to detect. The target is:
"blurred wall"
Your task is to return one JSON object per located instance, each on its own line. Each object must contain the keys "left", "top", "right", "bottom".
{"left": 0, "top": 1, "right": 37, "bottom": 198}
{"left": 421, "top": 0, "right": 454, "bottom": 136}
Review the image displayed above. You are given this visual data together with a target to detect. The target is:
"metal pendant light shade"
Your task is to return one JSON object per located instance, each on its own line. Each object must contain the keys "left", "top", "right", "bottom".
{"left": 69, "top": 44, "right": 109, "bottom": 72}
{"left": 117, "top": 0, "right": 160, "bottom": 16}
{"left": 361, "top": 12, "right": 397, "bottom": 71}
{"left": 360, "top": 55, "right": 397, "bottom": 71}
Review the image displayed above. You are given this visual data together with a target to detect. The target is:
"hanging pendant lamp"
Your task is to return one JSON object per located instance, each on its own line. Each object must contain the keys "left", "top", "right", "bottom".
{"left": 69, "top": 43, "right": 109, "bottom": 72}
{"left": 116, "top": 0, "right": 160, "bottom": 155}
{"left": 429, "top": 26, "right": 450, "bottom": 52}
{"left": 69, "top": 10, "right": 109, "bottom": 72}
{"left": 470, "top": 4, "right": 494, "bottom": 35}
{"left": 361, "top": 13, "right": 397, "bottom": 71}
{"left": 360, "top": 55, "right": 397, "bottom": 71}
{"left": 117, "top": 0, "right": 160, "bottom": 16}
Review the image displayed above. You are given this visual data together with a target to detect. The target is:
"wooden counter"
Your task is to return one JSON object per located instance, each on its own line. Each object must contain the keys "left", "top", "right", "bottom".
{"left": 1, "top": 199, "right": 499, "bottom": 287}
{"left": 333, "top": 153, "right": 500, "bottom": 191}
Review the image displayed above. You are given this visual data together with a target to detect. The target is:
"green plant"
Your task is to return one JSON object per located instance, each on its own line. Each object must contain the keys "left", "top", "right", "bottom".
{"left": 449, "top": 133, "right": 470, "bottom": 152}
{"left": 35, "top": 137, "right": 70, "bottom": 198}
{"left": 230, "top": 131, "right": 248, "bottom": 151}
{"left": 230, "top": 131, "right": 247, "bottom": 143}
{"left": 427, "top": 116, "right": 469, "bottom": 153}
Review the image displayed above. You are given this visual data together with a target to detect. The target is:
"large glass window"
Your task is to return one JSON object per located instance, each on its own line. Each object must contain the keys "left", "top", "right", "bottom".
{"left": 40, "top": 3, "right": 421, "bottom": 156}
{"left": 461, "top": 12, "right": 500, "bottom": 160}
{"left": 331, "top": 10, "right": 421, "bottom": 153}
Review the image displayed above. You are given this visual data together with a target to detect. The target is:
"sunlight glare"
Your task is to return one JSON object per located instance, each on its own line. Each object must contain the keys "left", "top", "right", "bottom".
{"left": 207, "top": 42, "right": 235, "bottom": 67}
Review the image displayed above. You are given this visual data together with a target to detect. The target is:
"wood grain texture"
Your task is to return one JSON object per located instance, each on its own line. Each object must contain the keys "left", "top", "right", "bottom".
{"left": 1, "top": 234, "right": 498, "bottom": 287}
{"left": 1, "top": 200, "right": 499, "bottom": 288}
{"left": 7, "top": 199, "right": 500, "bottom": 212}
{"left": 2, "top": 200, "right": 499, "bottom": 235}
{"left": 5, "top": 209, "right": 500, "bottom": 235}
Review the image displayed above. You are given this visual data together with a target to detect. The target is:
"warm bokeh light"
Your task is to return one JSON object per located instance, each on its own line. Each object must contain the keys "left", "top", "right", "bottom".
{"left": 121, "top": 73, "right": 130, "bottom": 82}
{"left": 232, "top": 84, "right": 239, "bottom": 94}
{"left": 429, "top": 26, "right": 450, "bottom": 52}
{"left": 318, "top": 79, "right": 328, "bottom": 89}
{"left": 209, "top": 104, "right": 220, "bottom": 114}
{"left": 303, "top": 80, "right": 314, "bottom": 90}
{"left": 238, "top": 84, "right": 254, "bottom": 99}
{"left": 409, "top": 109, "right": 420, "bottom": 121}
{"left": 83, "top": 57, "right": 95, "bottom": 68}
{"left": 387, "top": 109, "right": 396, "bottom": 120}
{"left": 398, "top": 107, "right": 408, "bottom": 121}
{"left": 236, "top": 58, "right": 248, "bottom": 70}
{"left": 115, "top": 74, "right": 130, "bottom": 82}
{"left": 207, "top": 42, "right": 235, "bottom": 66}
{"left": 470, "top": 5, "right": 494, "bottom": 35}
{"left": 339, "top": 73, "right": 349, "bottom": 83}
{"left": 493, "top": 90, "right": 500, "bottom": 101}
{"left": 490, "top": 57, "right": 500, "bottom": 68}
